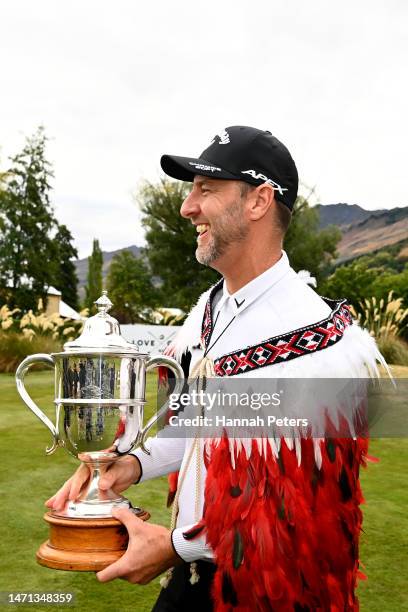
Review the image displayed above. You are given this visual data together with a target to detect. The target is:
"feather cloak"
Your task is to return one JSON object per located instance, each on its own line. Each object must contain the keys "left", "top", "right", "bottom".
{"left": 166, "top": 285, "right": 387, "bottom": 611}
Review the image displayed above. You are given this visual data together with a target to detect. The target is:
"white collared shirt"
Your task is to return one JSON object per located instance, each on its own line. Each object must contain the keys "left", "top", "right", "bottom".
{"left": 133, "top": 252, "right": 332, "bottom": 561}
{"left": 203, "top": 251, "right": 330, "bottom": 364}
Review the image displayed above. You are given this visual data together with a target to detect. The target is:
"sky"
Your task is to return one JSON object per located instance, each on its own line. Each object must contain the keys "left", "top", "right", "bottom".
{"left": 1, "top": 0, "right": 407, "bottom": 258}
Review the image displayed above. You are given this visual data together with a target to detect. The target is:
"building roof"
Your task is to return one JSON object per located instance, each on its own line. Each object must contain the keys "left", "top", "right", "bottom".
{"left": 59, "top": 300, "right": 82, "bottom": 320}
{"left": 47, "top": 286, "right": 82, "bottom": 320}
{"left": 47, "top": 286, "right": 62, "bottom": 296}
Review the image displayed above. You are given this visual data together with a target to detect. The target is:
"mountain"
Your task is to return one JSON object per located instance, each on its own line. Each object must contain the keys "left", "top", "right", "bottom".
{"left": 334, "top": 207, "right": 408, "bottom": 262}
{"left": 73, "top": 205, "right": 408, "bottom": 299}
{"left": 75, "top": 245, "right": 141, "bottom": 300}
{"left": 316, "top": 203, "right": 387, "bottom": 229}
{"left": 316, "top": 203, "right": 408, "bottom": 262}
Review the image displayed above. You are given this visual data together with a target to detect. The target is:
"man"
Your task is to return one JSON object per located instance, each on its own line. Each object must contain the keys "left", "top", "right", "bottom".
{"left": 47, "top": 126, "right": 383, "bottom": 611}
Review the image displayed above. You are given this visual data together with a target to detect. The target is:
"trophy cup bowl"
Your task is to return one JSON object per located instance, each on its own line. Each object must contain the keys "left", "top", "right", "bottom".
{"left": 15, "top": 292, "right": 184, "bottom": 571}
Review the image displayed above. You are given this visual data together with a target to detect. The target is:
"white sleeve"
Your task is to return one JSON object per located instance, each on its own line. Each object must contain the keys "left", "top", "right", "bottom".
{"left": 131, "top": 435, "right": 186, "bottom": 481}
{"left": 171, "top": 525, "right": 214, "bottom": 562}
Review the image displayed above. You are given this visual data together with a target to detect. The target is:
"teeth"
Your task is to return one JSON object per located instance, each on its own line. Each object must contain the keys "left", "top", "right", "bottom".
{"left": 196, "top": 224, "right": 209, "bottom": 235}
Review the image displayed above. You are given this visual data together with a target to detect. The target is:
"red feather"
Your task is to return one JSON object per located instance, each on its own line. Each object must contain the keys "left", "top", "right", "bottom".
{"left": 167, "top": 471, "right": 179, "bottom": 507}
{"left": 202, "top": 435, "right": 367, "bottom": 610}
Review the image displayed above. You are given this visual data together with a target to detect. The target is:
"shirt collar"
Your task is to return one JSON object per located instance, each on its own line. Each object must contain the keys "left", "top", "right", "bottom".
{"left": 218, "top": 250, "right": 291, "bottom": 316}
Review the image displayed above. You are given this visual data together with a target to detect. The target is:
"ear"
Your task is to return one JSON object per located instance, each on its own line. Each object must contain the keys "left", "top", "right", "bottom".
{"left": 246, "top": 184, "right": 275, "bottom": 221}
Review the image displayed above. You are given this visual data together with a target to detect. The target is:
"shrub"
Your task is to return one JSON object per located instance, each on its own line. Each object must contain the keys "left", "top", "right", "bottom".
{"left": 0, "top": 332, "right": 62, "bottom": 373}
{"left": 376, "top": 335, "right": 408, "bottom": 366}
{"left": 0, "top": 300, "right": 86, "bottom": 373}
{"left": 18, "top": 300, "right": 85, "bottom": 341}
{"left": 351, "top": 292, "right": 408, "bottom": 340}
{"left": 153, "top": 308, "right": 186, "bottom": 326}
{"left": 350, "top": 292, "right": 408, "bottom": 366}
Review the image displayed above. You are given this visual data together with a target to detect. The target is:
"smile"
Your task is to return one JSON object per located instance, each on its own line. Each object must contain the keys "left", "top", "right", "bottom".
{"left": 196, "top": 224, "right": 210, "bottom": 238}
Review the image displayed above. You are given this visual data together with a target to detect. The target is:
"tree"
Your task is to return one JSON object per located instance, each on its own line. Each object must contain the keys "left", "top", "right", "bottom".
{"left": 106, "top": 250, "right": 157, "bottom": 323}
{"left": 137, "top": 179, "right": 219, "bottom": 311}
{"left": 0, "top": 127, "right": 57, "bottom": 310}
{"left": 373, "top": 266, "right": 408, "bottom": 308}
{"left": 284, "top": 196, "right": 342, "bottom": 284}
{"left": 85, "top": 239, "right": 103, "bottom": 311}
{"left": 319, "top": 261, "right": 408, "bottom": 341}
{"left": 0, "top": 168, "right": 9, "bottom": 304}
{"left": 318, "top": 261, "right": 379, "bottom": 308}
{"left": 53, "top": 224, "right": 79, "bottom": 311}
{"left": 371, "top": 266, "right": 408, "bottom": 340}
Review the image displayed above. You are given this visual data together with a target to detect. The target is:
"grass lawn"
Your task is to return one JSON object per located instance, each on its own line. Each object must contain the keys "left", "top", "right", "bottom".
{"left": 0, "top": 367, "right": 407, "bottom": 612}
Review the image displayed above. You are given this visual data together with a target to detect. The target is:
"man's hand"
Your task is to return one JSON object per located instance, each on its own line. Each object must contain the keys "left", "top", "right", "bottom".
{"left": 96, "top": 508, "right": 182, "bottom": 584}
{"left": 45, "top": 455, "right": 141, "bottom": 513}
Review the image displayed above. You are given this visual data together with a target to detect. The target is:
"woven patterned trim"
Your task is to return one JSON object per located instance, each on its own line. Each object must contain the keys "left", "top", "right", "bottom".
{"left": 201, "top": 279, "right": 224, "bottom": 349}
{"left": 200, "top": 289, "right": 353, "bottom": 376}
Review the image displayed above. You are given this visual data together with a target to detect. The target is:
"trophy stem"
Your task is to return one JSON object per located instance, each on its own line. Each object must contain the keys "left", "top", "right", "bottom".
{"left": 77, "top": 451, "right": 124, "bottom": 505}
{"left": 55, "top": 451, "right": 131, "bottom": 518}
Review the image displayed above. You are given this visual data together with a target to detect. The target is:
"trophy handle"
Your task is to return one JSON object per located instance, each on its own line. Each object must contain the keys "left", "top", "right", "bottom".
{"left": 139, "top": 355, "right": 184, "bottom": 455}
{"left": 15, "top": 353, "right": 59, "bottom": 455}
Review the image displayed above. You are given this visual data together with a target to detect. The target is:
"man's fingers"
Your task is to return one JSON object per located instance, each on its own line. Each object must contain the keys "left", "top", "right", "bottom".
{"left": 46, "top": 478, "right": 72, "bottom": 509}
{"left": 45, "top": 465, "right": 90, "bottom": 511}
{"left": 111, "top": 508, "right": 144, "bottom": 534}
{"left": 96, "top": 554, "right": 129, "bottom": 583}
{"left": 96, "top": 510, "right": 146, "bottom": 583}
{"left": 68, "top": 470, "right": 89, "bottom": 501}
{"left": 99, "top": 463, "right": 124, "bottom": 490}
{"left": 45, "top": 495, "right": 56, "bottom": 508}
{"left": 98, "top": 471, "right": 115, "bottom": 491}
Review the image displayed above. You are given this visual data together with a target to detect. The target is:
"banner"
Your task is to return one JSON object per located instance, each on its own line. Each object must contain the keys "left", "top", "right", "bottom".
{"left": 120, "top": 323, "right": 179, "bottom": 354}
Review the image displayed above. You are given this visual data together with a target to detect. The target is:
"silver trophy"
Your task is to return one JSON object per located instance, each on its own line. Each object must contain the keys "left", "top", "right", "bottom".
{"left": 16, "top": 291, "right": 184, "bottom": 519}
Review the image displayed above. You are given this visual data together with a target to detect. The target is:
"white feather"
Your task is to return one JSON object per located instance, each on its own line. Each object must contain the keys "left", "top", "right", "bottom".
{"left": 295, "top": 437, "right": 302, "bottom": 466}
{"left": 176, "top": 295, "right": 391, "bottom": 468}
{"left": 313, "top": 439, "right": 323, "bottom": 470}
{"left": 228, "top": 437, "right": 236, "bottom": 469}
{"left": 268, "top": 437, "right": 280, "bottom": 459}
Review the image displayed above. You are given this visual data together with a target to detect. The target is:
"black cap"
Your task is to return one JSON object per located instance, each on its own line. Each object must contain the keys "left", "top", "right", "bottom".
{"left": 160, "top": 125, "right": 298, "bottom": 210}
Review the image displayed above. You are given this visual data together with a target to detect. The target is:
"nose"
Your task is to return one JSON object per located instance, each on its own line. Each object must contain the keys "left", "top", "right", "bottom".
{"left": 180, "top": 187, "right": 201, "bottom": 219}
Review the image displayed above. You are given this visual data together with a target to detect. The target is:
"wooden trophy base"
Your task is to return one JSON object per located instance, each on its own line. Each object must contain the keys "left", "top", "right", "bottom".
{"left": 37, "top": 509, "right": 150, "bottom": 572}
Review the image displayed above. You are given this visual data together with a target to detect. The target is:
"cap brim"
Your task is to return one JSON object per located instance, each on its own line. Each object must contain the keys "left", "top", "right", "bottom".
{"left": 160, "top": 154, "right": 238, "bottom": 182}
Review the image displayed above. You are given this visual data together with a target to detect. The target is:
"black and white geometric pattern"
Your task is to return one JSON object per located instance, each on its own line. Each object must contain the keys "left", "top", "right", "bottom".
{"left": 200, "top": 291, "right": 353, "bottom": 377}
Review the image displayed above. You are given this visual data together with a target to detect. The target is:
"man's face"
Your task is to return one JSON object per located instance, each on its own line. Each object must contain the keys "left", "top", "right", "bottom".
{"left": 180, "top": 177, "right": 250, "bottom": 268}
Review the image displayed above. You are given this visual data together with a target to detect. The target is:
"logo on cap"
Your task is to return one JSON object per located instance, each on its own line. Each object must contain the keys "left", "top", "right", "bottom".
{"left": 189, "top": 162, "right": 222, "bottom": 173}
{"left": 210, "top": 129, "right": 230, "bottom": 145}
{"left": 241, "top": 169, "right": 288, "bottom": 196}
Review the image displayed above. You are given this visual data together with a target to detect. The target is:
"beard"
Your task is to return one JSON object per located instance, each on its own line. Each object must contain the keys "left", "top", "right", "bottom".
{"left": 196, "top": 198, "right": 249, "bottom": 267}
